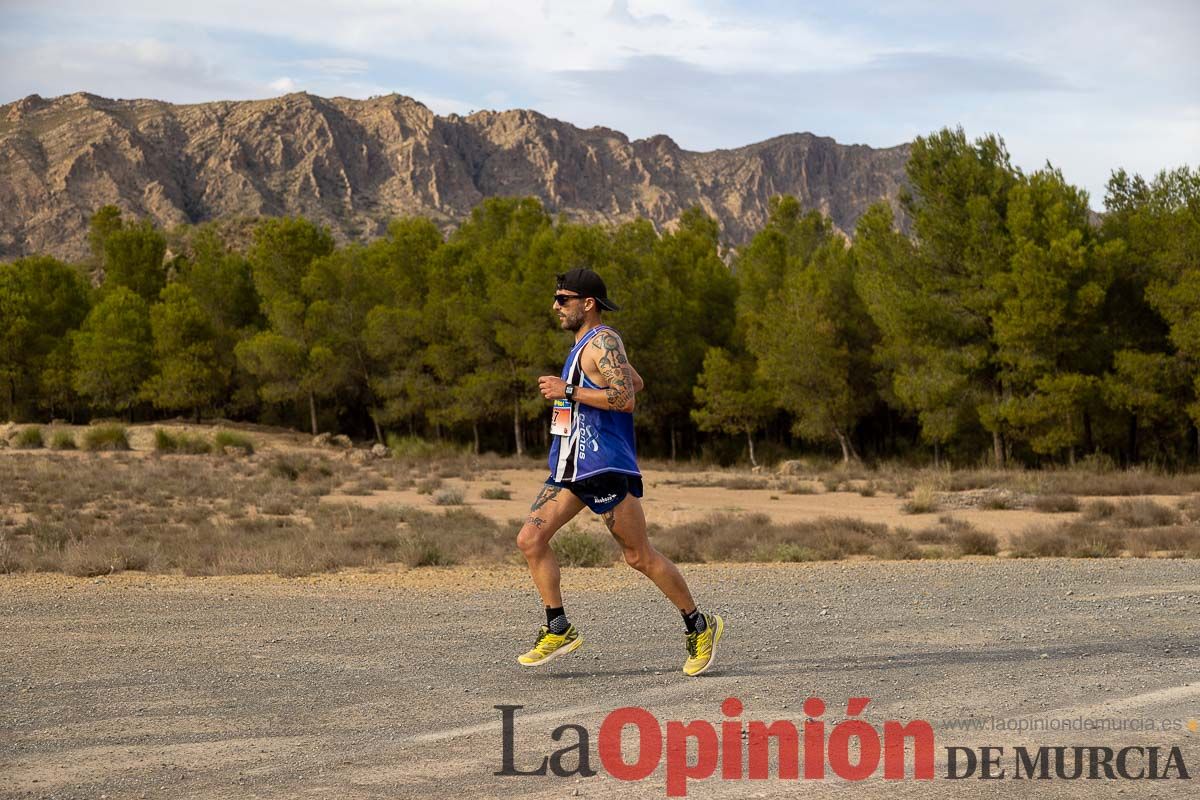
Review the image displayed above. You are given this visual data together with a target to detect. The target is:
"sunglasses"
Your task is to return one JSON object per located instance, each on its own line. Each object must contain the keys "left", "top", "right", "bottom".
{"left": 553, "top": 294, "right": 588, "bottom": 306}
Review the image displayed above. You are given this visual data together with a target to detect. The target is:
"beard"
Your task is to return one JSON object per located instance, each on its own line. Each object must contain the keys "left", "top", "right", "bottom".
{"left": 559, "top": 309, "right": 585, "bottom": 332}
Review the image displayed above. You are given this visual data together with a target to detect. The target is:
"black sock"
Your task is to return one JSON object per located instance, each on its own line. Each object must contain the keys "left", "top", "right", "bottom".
{"left": 546, "top": 606, "right": 569, "bottom": 634}
{"left": 682, "top": 607, "right": 706, "bottom": 634}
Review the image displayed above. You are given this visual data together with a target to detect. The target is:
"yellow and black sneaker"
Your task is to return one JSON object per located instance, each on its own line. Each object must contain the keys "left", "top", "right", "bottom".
{"left": 682, "top": 613, "right": 724, "bottom": 676}
{"left": 517, "top": 624, "right": 583, "bottom": 667}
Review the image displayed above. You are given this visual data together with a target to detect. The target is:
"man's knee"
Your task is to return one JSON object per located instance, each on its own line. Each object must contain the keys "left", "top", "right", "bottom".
{"left": 622, "top": 546, "right": 653, "bottom": 573}
{"left": 516, "top": 522, "right": 551, "bottom": 556}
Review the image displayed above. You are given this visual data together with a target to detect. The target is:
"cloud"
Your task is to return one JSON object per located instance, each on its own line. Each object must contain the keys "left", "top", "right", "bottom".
{"left": 0, "top": 0, "right": 1195, "bottom": 207}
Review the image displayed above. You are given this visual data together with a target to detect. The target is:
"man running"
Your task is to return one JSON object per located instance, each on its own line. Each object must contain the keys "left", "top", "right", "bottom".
{"left": 515, "top": 267, "right": 724, "bottom": 676}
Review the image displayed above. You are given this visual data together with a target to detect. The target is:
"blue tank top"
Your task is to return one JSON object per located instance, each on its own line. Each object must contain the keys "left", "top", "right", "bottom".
{"left": 547, "top": 325, "right": 641, "bottom": 482}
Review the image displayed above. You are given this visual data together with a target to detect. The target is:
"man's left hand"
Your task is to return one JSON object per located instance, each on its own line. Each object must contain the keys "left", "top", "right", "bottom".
{"left": 538, "top": 375, "right": 567, "bottom": 400}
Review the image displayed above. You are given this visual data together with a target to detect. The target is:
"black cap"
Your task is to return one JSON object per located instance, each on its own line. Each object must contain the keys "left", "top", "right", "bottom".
{"left": 556, "top": 268, "right": 620, "bottom": 311}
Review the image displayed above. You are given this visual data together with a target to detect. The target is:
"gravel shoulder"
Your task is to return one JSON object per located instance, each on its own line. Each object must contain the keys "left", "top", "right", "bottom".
{"left": 4, "top": 559, "right": 1200, "bottom": 798}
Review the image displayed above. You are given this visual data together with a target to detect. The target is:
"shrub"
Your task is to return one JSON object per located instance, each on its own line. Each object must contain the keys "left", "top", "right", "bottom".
{"left": 398, "top": 532, "right": 456, "bottom": 567}
{"left": 431, "top": 488, "right": 464, "bottom": 506}
{"left": 871, "top": 533, "right": 922, "bottom": 560}
{"left": 82, "top": 424, "right": 130, "bottom": 451}
{"left": 552, "top": 529, "right": 615, "bottom": 567}
{"left": 979, "top": 492, "right": 1016, "bottom": 510}
{"left": 154, "top": 428, "right": 212, "bottom": 454}
{"left": 415, "top": 477, "right": 443, "bottom": 495}
{"left": 1011, "top": 526, "right": 1071, "bottom": 558}
{"left": 1033, "top": 494, "right": 1080, "bottom": 513}
{"left": 213, "top": 430, "right": 254, "bottom": 455}
{"left": 481, "top": 487, "right": 513, "bottom": 500}
{"left": 49, "top": 431, "right": 77, "bottom": 450}
{"left": 13, "top": 427, "right": 44, "bottom": 448}
{"left": 901, "top": 484, "right": 939, "bottom": 514}
{"left": 954, "top": 529, "right": 999, "bottom": 556}
{"left": 1112, "top": 499, "right": 1180, "bottom": 528}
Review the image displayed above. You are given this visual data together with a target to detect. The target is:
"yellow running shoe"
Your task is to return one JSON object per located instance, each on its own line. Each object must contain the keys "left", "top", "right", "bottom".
{"left": 682, "top": 613, "right": 724, "bottom": 676}
{"left": 517, "top": 624, "right": 583, "bottom": 666}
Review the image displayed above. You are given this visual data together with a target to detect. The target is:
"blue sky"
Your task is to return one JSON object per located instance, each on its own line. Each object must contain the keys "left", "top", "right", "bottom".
{"left": 1, "top": 0, "right": 1197, "bottom": 208}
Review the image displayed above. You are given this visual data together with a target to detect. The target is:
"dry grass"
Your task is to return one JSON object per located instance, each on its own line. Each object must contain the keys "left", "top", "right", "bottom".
{"left": 552, "top": 528, "right": 618, "bottom": 567}
{"left": 154, "top": 428, "right": 212, "bottom": 454}
{"left": 431, "top": 488, "right": 465, "bottom": 506}
{"left": 1033, "top": 494, "right": 1081, "bottom": 513}
{"left": 49, "top": 430, "right": 77, "bottom": 450}
{"left": 0, "top": 454, "right": 518, "bottom": 577}
{"left": 481, "top": 487, "right": 513, "bottom": 500}
{"left": 213, "top": 429, "right": 254, "bottom": 455}
{"left": 1082, "top": 499, "right": 1180, "bottom": 527}
{"left": 82, "top": 424, "right": 129, "bottom": 451}
{"left": 1012, "top": 521, "right": 1127, "bottom": 558}
{"left": 13, "top": 427, "right": 44, "bottom": 449}
{"left": 901, "top": 484, "right": 940, "bottom": 514}
{"left": 649, "top": 512, "right": 921, "bottom": 563}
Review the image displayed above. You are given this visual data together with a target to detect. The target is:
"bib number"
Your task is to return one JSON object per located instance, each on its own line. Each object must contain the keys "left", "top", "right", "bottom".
{"left": 551, "top": 399, "right": 573, "bottom": 437}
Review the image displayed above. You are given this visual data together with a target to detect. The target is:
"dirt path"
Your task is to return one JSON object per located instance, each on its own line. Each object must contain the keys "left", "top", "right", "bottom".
{"left": 4, "top": 560, "right": 1200, "bottom": 798}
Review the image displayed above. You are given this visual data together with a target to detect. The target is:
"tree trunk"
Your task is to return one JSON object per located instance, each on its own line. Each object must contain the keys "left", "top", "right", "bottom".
{"left": 992, "top": 429, "right": 1004, "bottom": 469}
{"left": 1128, "top": 415, "right": 1139, "bottom": 465}
{"left": 746, "top": 429, "right": 757, "bottom": 468}
{"left": 308, "top": 392, "right": 318, "bottom": 436}
{"left": 835, "top": 429, "right": 857, "bottom": 464}
{"left": 670, "top": 421, "right": 677, "bottom": 463}
{"left": 371, "top": 413, "right": 383, "bottom": 445}
{"left": 933, "top": 441, "right": 940, "bottom": 469}
{"left": 1082, "top": 410, "right": 1094, "bottom": 455}
{"left": 473, "top": 422, "right": 480, "bottom": 455}
{"left": 513, "top": 401, "right": 524, "bottom": 457}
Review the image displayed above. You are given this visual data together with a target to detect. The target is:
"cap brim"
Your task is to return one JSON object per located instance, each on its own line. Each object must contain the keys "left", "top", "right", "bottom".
{"left": 596, "top": 297, "right": 620, "bottom": 311}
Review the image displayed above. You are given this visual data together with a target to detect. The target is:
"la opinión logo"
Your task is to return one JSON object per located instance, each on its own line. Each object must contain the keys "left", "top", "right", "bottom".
{"left": 495, "top": 697, "right": 934, "bottom": 797}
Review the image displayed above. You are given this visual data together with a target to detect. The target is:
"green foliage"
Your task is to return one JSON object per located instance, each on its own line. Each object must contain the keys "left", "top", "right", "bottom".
{"left": 691, "top": 347, "right": 773, "bottom": 465}
{"left": 71, "top": 286, "right": 152, "bottom": 413}
{"left": 13, "top": 426, "right": 44, "bottom": 448}
{"left": 858, "top": 128, "right": 1016, "bottom": 459}
{"left": 8, "top": 149, "right": 1200, "bottom": 467}
{"left": 154, "top": 428, "right": 213, "bottom": 454}
{"left": 82, "top": 424, "right": 130, "bottom": 451}
{"left": 142, "top": 283, "right": 228, "bottom": 417}
{"left": 213, "top": 429, "right": 254, "bottom": 455}
{"left": 102, "top": 218, "right": 168, "bottom": 301}
{"left": 0, "top": 255, "right": 90, "bottom": 419}
{"left": 49, "top": 430, "right": 77, "bottom": 450}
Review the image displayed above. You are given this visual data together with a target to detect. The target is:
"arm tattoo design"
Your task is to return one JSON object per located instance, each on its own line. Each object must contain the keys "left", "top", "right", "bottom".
{"left": 530, "top": 485, "right": 562, "bottom": 512}
{"left": 591, "top": 333, "right": 635, "bottom": 411}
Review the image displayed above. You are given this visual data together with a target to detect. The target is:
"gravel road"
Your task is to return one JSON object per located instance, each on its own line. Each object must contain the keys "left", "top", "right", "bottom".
{"left": 3, "top": 559, "right": 1200, "bottom": 798}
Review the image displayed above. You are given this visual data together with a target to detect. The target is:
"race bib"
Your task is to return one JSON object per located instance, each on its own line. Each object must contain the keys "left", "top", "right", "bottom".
{"left": 550, "top": 399, "right": 573, "bottom": 437}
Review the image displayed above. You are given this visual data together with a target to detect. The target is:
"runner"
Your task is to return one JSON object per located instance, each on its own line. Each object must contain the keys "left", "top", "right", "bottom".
{"left": 515, "top": 267, "right": 724, "bottom": 676}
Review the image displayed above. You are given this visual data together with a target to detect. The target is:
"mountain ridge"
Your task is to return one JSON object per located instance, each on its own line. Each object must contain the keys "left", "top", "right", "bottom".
{"left": 0, "top": 91, "right": 911, "bottom": 260}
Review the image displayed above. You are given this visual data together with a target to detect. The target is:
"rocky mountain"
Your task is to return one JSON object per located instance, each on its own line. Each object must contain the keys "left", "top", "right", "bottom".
{"left": 0, "top": 91, "right": 910, "bottom": 261}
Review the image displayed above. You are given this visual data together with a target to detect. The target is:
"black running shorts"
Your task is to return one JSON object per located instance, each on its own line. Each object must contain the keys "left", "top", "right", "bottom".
{"left": 545, "top": 471, "right": 644, "bottom": 514}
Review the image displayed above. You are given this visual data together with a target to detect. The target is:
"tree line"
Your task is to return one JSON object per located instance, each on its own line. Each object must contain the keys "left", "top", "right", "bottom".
{"left": 1, "top": 127, "right": 1197, "bottom": 467}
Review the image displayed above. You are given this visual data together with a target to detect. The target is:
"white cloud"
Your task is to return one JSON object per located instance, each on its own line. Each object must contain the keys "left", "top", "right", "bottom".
{"left": 1, "top": 0, "right": 1195, "bottom": 207}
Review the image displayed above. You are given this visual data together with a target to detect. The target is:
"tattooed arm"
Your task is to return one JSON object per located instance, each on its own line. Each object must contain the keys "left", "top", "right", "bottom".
{"left": 536, "top": 330, "right": 639, "bottom": 413}
{"left": 587, "top": 330, "right": 637, "bottom": 413}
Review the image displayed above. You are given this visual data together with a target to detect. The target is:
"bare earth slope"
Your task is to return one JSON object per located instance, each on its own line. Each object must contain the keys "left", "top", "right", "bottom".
{"left": 0, "top": 92, "right": 910, "bottom": 260}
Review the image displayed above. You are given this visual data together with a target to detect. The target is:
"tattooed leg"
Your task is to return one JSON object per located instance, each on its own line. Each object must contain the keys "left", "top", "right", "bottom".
{"left": 516, "top": 483, "right": 585, "bottom": 608}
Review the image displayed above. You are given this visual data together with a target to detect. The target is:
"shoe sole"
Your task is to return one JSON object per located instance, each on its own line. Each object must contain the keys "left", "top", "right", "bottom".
{"left": 686, "top": 614, "right": 724, "bottom": 677}
{"left": 517, "top": 634, "right": 584, "bottom": 667}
